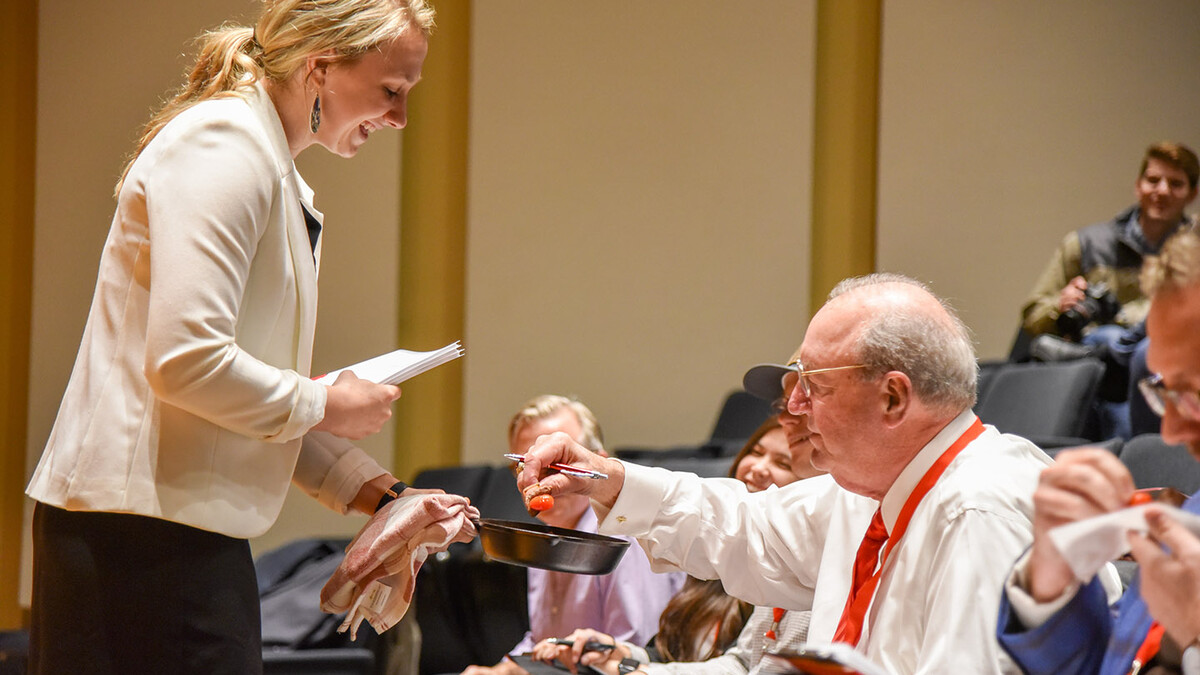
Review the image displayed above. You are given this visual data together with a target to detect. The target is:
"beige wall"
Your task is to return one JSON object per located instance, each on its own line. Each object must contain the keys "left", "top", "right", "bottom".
{"left": 878, "top": 0, "right": 1200, "bottom": 360}
{"left": 21, "top": 0, "right": 1200, "bottom": 596}
{"left": 461, "top": 1, "right": 817, "bottom": 461}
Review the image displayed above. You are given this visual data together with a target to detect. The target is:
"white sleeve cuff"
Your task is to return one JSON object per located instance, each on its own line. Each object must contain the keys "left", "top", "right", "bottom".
{"left": 1004, "top": 549, "right": 1081, "bottom": 629}
{"left": 597, "top": 460, "right": 671, "bottom": 536}
{"left": 295, "top": 431, "right": 387, "bottom": 513}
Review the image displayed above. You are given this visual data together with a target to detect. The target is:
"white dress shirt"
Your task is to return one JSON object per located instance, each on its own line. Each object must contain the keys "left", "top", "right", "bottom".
{"left": 28, "top": 82, "right": 385, "bottom": 538}
{"left": 598, "top": 410, "right": 1051, "bottom": 675}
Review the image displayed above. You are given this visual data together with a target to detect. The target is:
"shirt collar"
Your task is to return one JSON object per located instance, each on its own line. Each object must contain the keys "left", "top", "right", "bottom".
{"left": 878, "top": 408, "right": 977, "bottom": 532}
{"left": 1124, "top": 206, "right": 1190, "bottom": 255}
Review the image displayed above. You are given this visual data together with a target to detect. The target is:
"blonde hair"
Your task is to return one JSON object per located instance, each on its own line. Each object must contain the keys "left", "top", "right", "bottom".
{"left": 1142, "top": 228, "right": 1200, "bottom": 297}
{"left": 115, "top": 0, "right": 434, "bottom": 194}
{"left": 507, "top": 395, "right": 604, "bottom": 454}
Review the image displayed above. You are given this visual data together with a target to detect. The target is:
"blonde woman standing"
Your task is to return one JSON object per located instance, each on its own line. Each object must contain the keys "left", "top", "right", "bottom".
{"left": 26, "top": 1, "right": 444, "bottom": 672}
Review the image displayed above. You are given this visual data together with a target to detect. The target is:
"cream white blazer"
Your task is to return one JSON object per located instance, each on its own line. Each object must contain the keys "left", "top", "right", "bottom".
{"left": 28, "top": 83, "right": 385, "bottom": 538}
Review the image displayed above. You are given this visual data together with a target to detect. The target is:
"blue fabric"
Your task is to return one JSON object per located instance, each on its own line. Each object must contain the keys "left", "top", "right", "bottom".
{"left": 998, "top": 493, "right": 1200, "bottom": 674}
{"left": 1083, "top": 322, "right": 1148, "bottom": 440}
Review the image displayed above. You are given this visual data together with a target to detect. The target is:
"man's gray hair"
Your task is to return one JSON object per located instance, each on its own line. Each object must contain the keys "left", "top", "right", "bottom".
{"left": 507, "top": 394, "right": 605, "bottom": 453}
{"left": 829, "top": 273, "right": 978, "bottom": 411}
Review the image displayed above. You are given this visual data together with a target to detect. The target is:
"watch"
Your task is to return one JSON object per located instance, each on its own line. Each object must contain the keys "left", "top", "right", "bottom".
{"left": 374, "top": 480, "right": 408, "bottom": 513}
{"left": 617, "top": 658, "right": 642, "bottom": 674}
{"left": 1183, "top": 640, "right": 1200, "bottom": 675}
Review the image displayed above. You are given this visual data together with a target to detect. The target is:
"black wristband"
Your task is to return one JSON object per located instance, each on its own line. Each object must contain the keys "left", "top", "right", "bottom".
{"left": 374, "top": 480, "right": 408, "bottom": 513}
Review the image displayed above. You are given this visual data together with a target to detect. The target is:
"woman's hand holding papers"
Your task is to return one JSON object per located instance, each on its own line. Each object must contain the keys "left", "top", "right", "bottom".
{"left": 313, "top": 370, "right": 401, "bottom": 440}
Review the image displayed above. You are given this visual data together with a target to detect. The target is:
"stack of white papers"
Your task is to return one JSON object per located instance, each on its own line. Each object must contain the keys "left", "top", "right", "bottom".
{"left": 314, "top": 341, "right": 464, "bottom": 385}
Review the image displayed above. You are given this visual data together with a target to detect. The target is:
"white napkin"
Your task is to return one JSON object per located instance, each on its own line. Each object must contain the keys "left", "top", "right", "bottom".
{"left": 320, "top": 492, "right": 479, "bottom": 639}
{"left": 1048, "top": 504, "right": 1200, "bottom": 582}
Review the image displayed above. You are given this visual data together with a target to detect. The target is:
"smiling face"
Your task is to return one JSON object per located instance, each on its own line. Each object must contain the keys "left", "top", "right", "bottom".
{"left": 735, "top": 427, "right": 797, "bottom": 492}
{"left": 1136, "top": 157, "right": 1197, "bottom": 227}
{"left": 312, "top": 28, "right": 428, "bottom": 157}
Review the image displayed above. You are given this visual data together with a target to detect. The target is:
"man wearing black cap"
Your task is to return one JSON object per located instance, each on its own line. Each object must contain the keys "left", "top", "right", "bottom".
{"left": 517, "top": 273, "right": 1054, "bottom": 674}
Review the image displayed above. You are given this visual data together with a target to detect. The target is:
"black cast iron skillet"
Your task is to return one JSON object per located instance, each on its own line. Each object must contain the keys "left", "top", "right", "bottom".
{"left": 473, "top": 518, "right": 630, "bottom": 575}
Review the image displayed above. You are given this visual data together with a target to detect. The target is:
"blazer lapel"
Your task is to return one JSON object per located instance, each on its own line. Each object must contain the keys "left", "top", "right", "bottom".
{"left": 250, "top": 82, "right": 320, "bottom": 376}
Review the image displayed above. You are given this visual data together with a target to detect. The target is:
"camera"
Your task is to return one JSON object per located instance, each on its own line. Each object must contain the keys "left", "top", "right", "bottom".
{"left": 1055, "top": 281, "right": 1120, "bottom": 340}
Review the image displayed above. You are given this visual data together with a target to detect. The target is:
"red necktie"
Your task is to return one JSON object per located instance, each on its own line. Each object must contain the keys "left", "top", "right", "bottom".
{"left": 833, "top": 509, "right": 889, "bottom": 645}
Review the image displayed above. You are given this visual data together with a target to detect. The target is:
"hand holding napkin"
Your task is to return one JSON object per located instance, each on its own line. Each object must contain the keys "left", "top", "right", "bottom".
{"left": 320, "top": 492, "right": 479, "bottom": 639}
{"left": 1048, "top": 503, "right": 1200, "bottom": 582}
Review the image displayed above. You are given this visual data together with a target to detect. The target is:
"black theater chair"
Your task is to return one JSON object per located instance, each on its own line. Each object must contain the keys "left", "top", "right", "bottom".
{"left": 410, "top": 464, "right": 531, "bottom": 674}
{"left": 256, "top": 538, "right": 384, "bottom": 675}
{"left": 708, "top": 390, "right": 774, "bottom": 444}
{"left": 1120, "top": 434, "right": 1200, "bottom": 495}
{"left": 974, "top": 358, "right": 1106, "bottom": 448}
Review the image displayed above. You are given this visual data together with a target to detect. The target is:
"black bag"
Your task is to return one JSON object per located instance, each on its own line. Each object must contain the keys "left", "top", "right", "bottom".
{"left": 257, "top": 538, "right": 379, "bottom": 650}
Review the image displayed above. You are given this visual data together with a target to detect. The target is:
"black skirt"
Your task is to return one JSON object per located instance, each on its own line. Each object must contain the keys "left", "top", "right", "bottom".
{"left": 29, "top": 502, "right": 262, "bottom": 674}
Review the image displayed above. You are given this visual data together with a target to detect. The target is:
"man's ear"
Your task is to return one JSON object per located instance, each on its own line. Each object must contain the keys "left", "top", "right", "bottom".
{"left": 881, "top": 371, "right": 911, "bottom": 424}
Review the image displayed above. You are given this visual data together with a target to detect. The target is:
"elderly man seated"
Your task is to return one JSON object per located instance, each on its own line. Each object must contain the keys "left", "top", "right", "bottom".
{"left": 517, "top": 273, "right": 1052, "bottom": 674}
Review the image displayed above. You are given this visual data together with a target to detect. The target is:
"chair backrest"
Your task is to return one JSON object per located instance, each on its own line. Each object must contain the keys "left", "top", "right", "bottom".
{"left": 1044, "top": 436, "right": 1124, "bottom": 460}
{"left": 1120, "top": 434, "right": 1200, "bottom": 495}
{"left": 628, "top": 454, "right": 735, "bottom": 478}
{"left": 409, "top": 465, "right": 533, "bottom": 673}
{"left": 475, "top": 465, "right": 539, "bottom": 524}
{"left": 975, "top": 359, "right": 1007, "bottom": 410}
{"left": 974, "top": 359, "right": 1105, "bottom": 439}
{"left": 411, "top": 464, "right": 493, "bottom": 503}
{"left": 709, "top": 390, "right": 774, "bottom": 441}
{"left": 255, "top": 538, "right": 379, "bottom": 652}
{"left": 1008, "top": 328, "right": 1035, "bottom": 363}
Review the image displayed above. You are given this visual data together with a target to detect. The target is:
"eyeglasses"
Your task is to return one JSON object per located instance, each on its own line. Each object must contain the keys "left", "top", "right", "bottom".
{"left": 1138, "top": 374, "right": 1200, "bottom": 421}
{"left": 782, "top": 360, "right": 868, "bottom": 398}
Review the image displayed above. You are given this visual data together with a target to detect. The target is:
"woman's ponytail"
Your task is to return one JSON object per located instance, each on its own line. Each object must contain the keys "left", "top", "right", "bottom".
{"left": 114, "top": 25, "right": 262, "bottom": 195}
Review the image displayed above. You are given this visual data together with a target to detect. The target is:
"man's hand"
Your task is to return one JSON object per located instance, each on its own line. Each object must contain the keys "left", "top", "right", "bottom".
{"left": 518, "top": 432, "right": 625, "bottom": 511}
{"left": 1057, "top": 276, "right": 1089, "bottom": 313}
{"left": 1128, "top": 507, "right": 1200, "bottom": 648}
{"left": 313, "top": 370, "right": 401, "bottom": 440}
{"left": 1026, "top": 448, "right": 1136, "bottom": 602}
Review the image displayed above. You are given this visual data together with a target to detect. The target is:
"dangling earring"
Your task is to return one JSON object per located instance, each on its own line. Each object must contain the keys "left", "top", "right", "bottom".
{"left": 310, "top": 95, "right": 321, "bottom": 133}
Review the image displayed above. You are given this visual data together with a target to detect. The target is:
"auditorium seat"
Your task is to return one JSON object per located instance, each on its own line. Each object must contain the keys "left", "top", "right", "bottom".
{"left": 974, "top": 359, "right": 1105, "bottom": 445}
{"left": 1120, "top": 434, "right": 1200, "bottom": 495}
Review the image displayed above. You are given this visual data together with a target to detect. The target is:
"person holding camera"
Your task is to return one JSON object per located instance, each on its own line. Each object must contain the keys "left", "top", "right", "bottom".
{"left": 1021, "top": 142, "right": 1198, "bottom": 438}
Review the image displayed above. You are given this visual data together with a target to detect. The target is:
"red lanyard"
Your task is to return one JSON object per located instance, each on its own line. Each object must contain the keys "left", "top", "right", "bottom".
{"left": 832, "top": 417, "right": 986, "bottom": 646}
{"left": 1129, "top": 622, "right": 1164, "bottom": 675}
{"left": 765, "top": 607, "right": 786, "bottom": 641}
